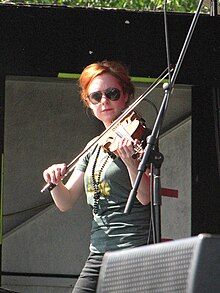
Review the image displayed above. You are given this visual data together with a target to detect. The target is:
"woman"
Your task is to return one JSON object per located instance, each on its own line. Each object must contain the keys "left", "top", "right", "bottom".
{"left": 43, "top": 60, "right": 151, "bottom": 292}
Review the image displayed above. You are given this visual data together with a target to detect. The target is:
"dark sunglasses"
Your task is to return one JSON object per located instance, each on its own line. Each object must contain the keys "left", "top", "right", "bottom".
{"left": 87, "top": 87, "right": 121, "bottom": 105}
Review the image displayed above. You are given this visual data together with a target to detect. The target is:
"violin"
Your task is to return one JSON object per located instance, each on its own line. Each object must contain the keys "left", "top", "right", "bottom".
{"left": 99, "top": 111, "right": 147, "bottom": 159}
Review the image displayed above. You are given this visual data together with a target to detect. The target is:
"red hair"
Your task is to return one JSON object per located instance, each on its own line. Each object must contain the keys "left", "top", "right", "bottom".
{"left": 79, "top": 60, "right": 134, "bottom": 106}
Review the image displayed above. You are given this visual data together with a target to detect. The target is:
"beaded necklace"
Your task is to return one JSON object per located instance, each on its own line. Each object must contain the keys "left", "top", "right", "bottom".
{"left": 92, "top": 146, "right": 110, "bottom": 214}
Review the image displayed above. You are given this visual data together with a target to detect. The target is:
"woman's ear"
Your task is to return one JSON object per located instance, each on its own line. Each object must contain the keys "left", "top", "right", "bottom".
{"left": 84, "top": 98, "right": 89, "bottom": 107}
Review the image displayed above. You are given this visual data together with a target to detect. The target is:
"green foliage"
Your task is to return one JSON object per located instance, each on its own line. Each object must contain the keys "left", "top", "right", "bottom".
{"left": 0, "top": 0, "right": 216, "bottom": 13}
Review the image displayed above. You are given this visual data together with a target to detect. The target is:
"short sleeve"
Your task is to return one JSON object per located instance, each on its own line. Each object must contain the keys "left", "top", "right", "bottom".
{"left": 74, "top": 152, "right": 90, "bottom": 172}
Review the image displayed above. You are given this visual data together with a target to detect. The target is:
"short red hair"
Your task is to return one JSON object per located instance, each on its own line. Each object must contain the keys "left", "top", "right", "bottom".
{"left": 79, "top": 60, "right": 134, "bottom": 107}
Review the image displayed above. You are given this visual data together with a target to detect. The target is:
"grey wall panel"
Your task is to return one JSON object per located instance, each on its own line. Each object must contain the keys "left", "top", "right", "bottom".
{"left": 3, "top": 197, "right": 92, "bottom": 275}
{"left": 160, "top": 118, "right": 191, "bottom": 239}
{"left": 4, "top": 76, "right": 103, "bottom": 233}
{"left": 1, "top": 279, "right": 74, "bottom": 293}
{"left": 3, "top": 76, "right": 100, "bottom": 292}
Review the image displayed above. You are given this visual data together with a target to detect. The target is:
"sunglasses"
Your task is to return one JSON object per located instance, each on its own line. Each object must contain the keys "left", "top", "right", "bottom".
{"left": 87, "top": 87, "right": 121, "bottom": 105}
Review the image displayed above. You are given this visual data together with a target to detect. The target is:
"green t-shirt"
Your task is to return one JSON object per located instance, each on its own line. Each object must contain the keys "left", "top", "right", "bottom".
{"left": 75, "top": 143, "right": 151, "bottom": 253}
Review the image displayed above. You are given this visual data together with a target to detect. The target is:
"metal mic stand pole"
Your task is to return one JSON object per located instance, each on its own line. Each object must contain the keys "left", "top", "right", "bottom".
{"left": 151, "top": 151, "right": 164, "bottom": 243}
{"left": 210, "top": 0, "right": 218, "bottom": 16}
{"left": 146, "top": 149, "right": 164, "bottom": 243}
{"left": 124, "top": 0, "right": 204, "bottom": 244}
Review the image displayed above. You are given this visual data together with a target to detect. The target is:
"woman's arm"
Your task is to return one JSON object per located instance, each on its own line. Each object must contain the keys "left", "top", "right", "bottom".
{"left": 43, "top": 165, "right": 85, "bottom": 212}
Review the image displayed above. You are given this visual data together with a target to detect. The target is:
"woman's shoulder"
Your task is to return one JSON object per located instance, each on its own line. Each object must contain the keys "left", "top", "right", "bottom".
{"left": 83, "top": 136, "right": 100, "bottom": 154}
{"left": 75, "top": 137, "right": 99, "bottom": 170}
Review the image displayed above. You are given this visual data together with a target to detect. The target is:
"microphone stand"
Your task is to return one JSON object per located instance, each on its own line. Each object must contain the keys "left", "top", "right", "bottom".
{"left": 124, "top": 0, "right": 205, "bottom": 244}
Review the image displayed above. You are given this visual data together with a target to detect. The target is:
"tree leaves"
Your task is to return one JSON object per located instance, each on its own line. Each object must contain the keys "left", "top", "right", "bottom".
{"left": 0, "top": 0, "right": 216, "bottom": 13}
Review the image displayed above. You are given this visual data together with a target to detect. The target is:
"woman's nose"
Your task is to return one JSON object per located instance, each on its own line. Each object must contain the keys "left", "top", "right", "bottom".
{"left": 100, "top": 93, "right": 109, "bottom": 104}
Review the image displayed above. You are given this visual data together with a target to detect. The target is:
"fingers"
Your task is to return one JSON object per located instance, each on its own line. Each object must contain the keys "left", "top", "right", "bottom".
{"left": 117, "top": 138, "right": 136, "bottom": 158}
{"left": 43, "top": 163, "right": 67, "bottom": 185}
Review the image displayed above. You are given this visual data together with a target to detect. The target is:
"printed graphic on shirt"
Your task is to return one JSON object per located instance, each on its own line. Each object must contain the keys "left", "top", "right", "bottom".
{"left": 87, "top": 173, "right": 111, "bottom": 198}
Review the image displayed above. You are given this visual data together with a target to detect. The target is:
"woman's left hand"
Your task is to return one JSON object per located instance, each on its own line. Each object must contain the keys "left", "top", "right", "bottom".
{"left": 117, "top": 138, "right": 140, "bottom": 168}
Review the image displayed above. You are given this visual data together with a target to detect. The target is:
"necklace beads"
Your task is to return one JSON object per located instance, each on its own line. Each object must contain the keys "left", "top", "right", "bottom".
{"left": 92, "top": 146, "right": 110, "bottom": 214}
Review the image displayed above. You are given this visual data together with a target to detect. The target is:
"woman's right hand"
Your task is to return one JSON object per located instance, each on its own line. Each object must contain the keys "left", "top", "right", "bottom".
{"left": 43, "top": 163, "right": 67, "bottom": 185}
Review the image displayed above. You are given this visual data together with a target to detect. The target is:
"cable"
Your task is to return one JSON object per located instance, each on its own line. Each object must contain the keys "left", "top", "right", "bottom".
{"left": 148, "top": 0, "right": 172, "bottom": 244}
{"left": 163, "top": 0, "right": 172, "bottom": 84}
{"left": 3, "top": 202, "right": 53, "bottom": 217}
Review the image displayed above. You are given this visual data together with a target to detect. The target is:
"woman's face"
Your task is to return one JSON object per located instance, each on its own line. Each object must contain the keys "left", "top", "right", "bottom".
{"left": 87, "top": 73, "right": 128, "bottom": 128}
